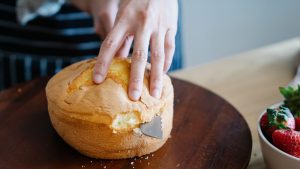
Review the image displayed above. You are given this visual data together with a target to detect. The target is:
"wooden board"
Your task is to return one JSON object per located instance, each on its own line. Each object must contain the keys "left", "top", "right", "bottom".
{"left": 0, "top": 78, "right": 252, "bottom": 169}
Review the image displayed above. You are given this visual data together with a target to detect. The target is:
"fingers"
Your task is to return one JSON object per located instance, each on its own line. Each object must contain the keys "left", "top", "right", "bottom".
{"left": 116, "top": 35, "right": 134, "bottom": 58}
{"left": 129, "top": 28, "right": 151, "bottom": 101}
{"left": 92, "top": 0, "right": 119, "bottom": 39}
{"left": 163, "top": 29, "right": 176, "bottom": 73}
{"left": 101, "top": 6, "right": 118, "bottom": 36}
{"left": 93, "top": 23, "right": 127, "bottom": 83}
{"left": 93, "top": 17, "right": 106, "bottom": 39}
{"left": 150, "top": 32, "right": 165, "bottom": 98}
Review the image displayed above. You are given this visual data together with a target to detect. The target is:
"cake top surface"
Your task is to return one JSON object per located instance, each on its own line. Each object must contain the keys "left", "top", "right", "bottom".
{"left": 46, "top": 58, "right": 173, "bottom": 131}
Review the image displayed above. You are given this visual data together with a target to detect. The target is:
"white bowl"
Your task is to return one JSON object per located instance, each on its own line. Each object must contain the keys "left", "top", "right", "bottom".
{"left": 258, "top": 104, "right": 300, "bottom": 169}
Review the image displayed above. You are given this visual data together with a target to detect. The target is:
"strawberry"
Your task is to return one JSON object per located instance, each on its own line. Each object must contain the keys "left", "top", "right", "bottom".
{"left": 260, "top": 113, "right": 276, "bottom": 141}
{"left": 260, "top": 106, "right": 295, "bottom": 140}
{"left": 272, "top": 129, "right": 300, "bottom": 158}
{"left": 279, "top": 86, "right": 300, "bottom": 130}
{"left": 295, "top": 117, "right": 300, "bottom": 131}
{"left": 279, "top": 86, "right": 300, "bottom": 117}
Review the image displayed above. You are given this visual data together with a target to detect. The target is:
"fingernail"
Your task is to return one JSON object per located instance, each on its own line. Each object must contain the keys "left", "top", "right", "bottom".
{"left": 152, "top": 89, "right": 160, "bottom": 99}
{"left": 130, "top": 90, "right": 140, "bottom": 101}
{"left": 94, "top": 74, "right": 104, "bottom": 84}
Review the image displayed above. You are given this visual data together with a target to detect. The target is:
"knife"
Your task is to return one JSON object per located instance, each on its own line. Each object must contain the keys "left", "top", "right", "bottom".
{"left": 140, "top": 116, "right": 163, "bottom": 139}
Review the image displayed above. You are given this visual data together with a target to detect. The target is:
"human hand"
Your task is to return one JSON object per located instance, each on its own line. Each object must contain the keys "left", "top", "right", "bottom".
{"left": 93, "top": 0, "right": 178, "bottom": 101}
{"left": 70, "top": 0, "right": 116, "bottom": 38}
{"left": 70, "top": 0, "right": 135, "bottom": 70}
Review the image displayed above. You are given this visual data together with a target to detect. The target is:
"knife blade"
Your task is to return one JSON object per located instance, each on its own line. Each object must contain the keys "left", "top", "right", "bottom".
{"left": 140, "top": 116, "right": 163, "bottom": 139}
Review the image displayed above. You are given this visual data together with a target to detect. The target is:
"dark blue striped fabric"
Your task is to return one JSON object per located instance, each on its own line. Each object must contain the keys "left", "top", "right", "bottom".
{"left": 0, "top": 0, "right": 183, "bottom": 90}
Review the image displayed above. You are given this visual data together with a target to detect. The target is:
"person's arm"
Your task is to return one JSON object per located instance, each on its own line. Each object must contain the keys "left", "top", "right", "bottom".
{"left": 93, "top": 0, "right": 178, "bottom": 100}
{"left": 73, "top": 0, "right": 178, "bottom": 100}
{"left": 70, "top": 0, "right": 133, "bottom": 57}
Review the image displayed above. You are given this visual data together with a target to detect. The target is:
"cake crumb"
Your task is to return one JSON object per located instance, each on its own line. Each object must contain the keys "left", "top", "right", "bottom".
{"left": 133, "top": 128, "right": 143, "bottom": 136}
{"left": 147, "top": 162, "right": 150, "bottom": 165}
{"left": 130, "top": 162, "right": 134, "bottom": 165}
{"left": 176, "top": 163, "right": 180, "bottom": 167}
{"left": 79, "top": 86, "right": 88, "bottom": 91}
{"left": 17, "top": 88, "right": 22, "bottom": 93}
{"left": 81, "top": 165, "right": 85, "bottom": 168}
{"left": 90, "top": 160, "right": 93, "bottom": 163}
{"left": 103, "top": 166, "right": 106, "bottom": 169}
{"left": 145, "top": 156, "right": 149, "bottom": 160}
{"left": 151, "top": 154, "right": 154, "bottom": 157}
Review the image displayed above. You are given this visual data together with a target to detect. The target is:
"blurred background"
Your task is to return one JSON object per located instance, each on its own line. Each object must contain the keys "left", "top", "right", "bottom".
{"left": 182, "top": 0, "right": 300, "bottom": 67}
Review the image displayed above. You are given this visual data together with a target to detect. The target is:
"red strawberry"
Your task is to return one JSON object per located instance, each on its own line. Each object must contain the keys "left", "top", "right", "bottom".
{"left": 260, "top": 106, "right": 295, "bottom": 140}
{"left": 295, "top": 117, "right": 300, "bottom": 131}
{"left": 260, "top": 113, "right": 277, "bottom": 140}
{"left": 272, "top": 129, "right": 300, "bottom": 158}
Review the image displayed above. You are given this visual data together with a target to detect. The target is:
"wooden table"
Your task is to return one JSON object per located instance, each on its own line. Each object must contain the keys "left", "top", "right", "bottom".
{"left": 171, "top": 37, "right": 300, "bottom": 169}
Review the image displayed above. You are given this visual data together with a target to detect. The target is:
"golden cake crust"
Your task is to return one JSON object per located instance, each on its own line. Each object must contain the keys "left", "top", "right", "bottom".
{"left": 46, "top": 58, "right": 174, "bottom": 159}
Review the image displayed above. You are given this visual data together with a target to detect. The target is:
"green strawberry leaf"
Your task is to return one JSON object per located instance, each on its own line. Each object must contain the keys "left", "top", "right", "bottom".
{"left": 279, "top": 86, "right": 294, "bottom": 98}
{"left": 266, "top": 106, "right": 293, "bottom": 129}
{"left": 279, "top": 85, "right": 300, "bottom": 117}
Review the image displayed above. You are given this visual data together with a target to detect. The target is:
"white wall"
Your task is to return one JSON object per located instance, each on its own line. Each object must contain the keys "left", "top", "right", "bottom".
{"left": 182, "top": 1, "right": 300, "bottom": 67}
